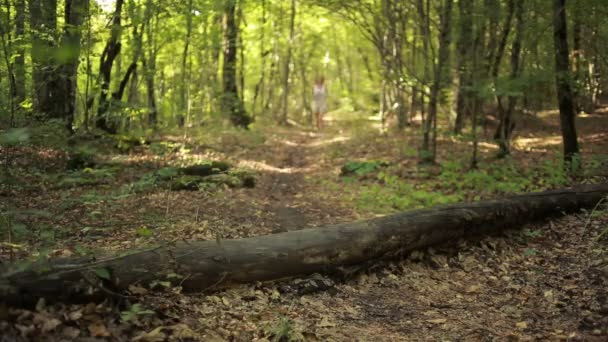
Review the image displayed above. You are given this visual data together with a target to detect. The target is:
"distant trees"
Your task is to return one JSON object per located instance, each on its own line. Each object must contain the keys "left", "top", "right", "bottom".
{"left": 0, "top": 0, "right": 605, "bottom": 167}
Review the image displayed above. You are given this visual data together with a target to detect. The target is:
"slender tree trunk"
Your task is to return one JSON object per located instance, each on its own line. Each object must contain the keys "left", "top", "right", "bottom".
{"left": 422, "top": 0, "right": 453, "bottom": 164}
{"left": 279, "top": 0, "right": 296, "bottom": 125}
{"left": 552, "top": 0, "right": 580, "bottom": 166}
{"left": 572, "top": 8, "right": 581, "bottom": 112}
{"left": 29, "top": 0, "right": 58, "bottom": 119}
{"left": 96, "top": 0, "right": 124, "bottom": 133}
{"left": 144, "top": 0, "right": 158, "bottom": 128}
{"left": 237, "top": 4, "right": 245, "bottom": 104}
{"left": 13, "top": 0, "right": 25, "bottom": 105}
{"left": 416, "top": 0, "right": 430, "bottom": 141}
{"left": 454, "top": 0, "right": 473, "bottom": 135}
{"left": 495, "top": 0, "right": 522, "bottom": 158}
{"left": 57, "top": 0, "right": 87, "bottom": 131}
{"left": 222, "top": 0, "right": 251, "bottom": 127}
{"left": 177, "top": 0, "right": 193, "bottom": 128}
{"left": 251, "top": 0, "right": 267, "bottom": 118}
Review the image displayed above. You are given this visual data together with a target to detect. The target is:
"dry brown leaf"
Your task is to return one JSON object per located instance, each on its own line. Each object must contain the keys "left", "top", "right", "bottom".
{"left": 88, "top": 321, "right": 111, "bottom": 337}
{"left": 316, "top": 316, "right": 335, "bottom": 328}
{"left": 67, "top": 309, "right": 83, "bottom": 321}
{"left": 465, "top": 285, "right": 481, "bottom": 293}
{"left": 40, "top": 317, "right": 62, "bottom": 333}
{"left": 129, "top": 285, "right": 149, "bottom": 295}
{"left": 427, "top": 319, "right": 447, "bottom": 324}
{"left": 169, "top": 323, "right": 196, "bottom": 339}
{"left": 515, "top": 321, "right": 528, "bottom": 329}
{"left": 133, "top": 326, "right": 166, "bottom": 342}
{"left": 62, "top": 326, "right": 81, "bottom": 339}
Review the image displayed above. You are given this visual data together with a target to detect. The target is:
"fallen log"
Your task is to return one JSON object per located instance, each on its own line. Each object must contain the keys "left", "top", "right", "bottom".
{"left": 2, "top": 184, "right": 607, "bottom": 305}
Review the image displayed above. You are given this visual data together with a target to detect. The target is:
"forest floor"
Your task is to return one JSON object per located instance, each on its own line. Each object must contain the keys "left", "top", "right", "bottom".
{"left": 2, "top": 109, "right": 608, "bottom": 341}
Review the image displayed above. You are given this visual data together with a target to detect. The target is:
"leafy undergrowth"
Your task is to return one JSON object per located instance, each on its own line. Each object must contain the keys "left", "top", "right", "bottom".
{"left": 1, "top": 111, "right": 608, "bottom": 340}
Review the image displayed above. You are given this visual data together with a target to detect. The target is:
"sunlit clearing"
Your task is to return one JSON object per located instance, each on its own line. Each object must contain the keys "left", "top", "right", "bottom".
{"left": 97, "top": 0, "right": 115, "bottom": 12}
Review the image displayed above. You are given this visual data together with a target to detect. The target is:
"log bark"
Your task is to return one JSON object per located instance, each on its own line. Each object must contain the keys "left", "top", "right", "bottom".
{"left": 1, "top": 184, "right": 607, "bottom": 305}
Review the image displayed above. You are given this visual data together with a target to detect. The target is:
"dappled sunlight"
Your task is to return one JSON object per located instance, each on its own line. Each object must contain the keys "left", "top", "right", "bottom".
{"left": 306, "top": 135, "right": 352, "bottom": 147}
{"left": 237, "top": 159, "right": 310, "bottom": 174}
{"left": 535, "top": 109, "right": 560, "bottom": 118}
{"left": 514, "top": 135, "right": 563, "bottom": 150}
{"left": 581, "top": 132, "right": 608, "bottom": 143}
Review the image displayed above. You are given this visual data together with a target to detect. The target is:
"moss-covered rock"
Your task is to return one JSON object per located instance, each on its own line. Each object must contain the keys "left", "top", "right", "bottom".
{"left": 168, "top": 166, "right": 256, "bottom": 191}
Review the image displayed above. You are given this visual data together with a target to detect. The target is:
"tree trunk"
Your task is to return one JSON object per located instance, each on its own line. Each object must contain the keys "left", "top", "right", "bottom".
{"left": 490, "top": 0, "right": 515, "bottom": 147}
{"left": 29, "top": 0, "right": 58, "bottom": 119}
{"left": 59, "top": 0, "right": 87, "bottom": 131}
{"left": 552, "top": 0, "right": 580, "bottom": 166}
{"left": 2, "top": 184, "right": 607, "bottom": 306}
{"left": 422, "top": 0, "right": 453, "bottom": 164}
{"left": 454, "top": 0, "right": 473, "bottom": 135}
{"left": 144, "top": 0, "right": 158, "bottom": 128}
{"left": 495, "top": 0, "right": 521, "bottom": 158}
{"left": 279, "top": 0, "right": 296, "bottom": 125}
{"left": 96, "top": 0, "right": 125, "bottom": 133}
{"left": 14, "top": 0, "right": 26, "bottom": 105}
{"left": 177, "top": 0, "right": 194, "bottom": 128}
{"left": 251, "top": 0, "right": 267, "bottom": 119}
{"left": 222, "top": 0, "right": 251, "bottom": 127}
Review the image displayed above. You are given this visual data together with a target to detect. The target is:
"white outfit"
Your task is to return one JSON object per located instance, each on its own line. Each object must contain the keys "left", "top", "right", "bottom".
{"left": 313, "top": 83, "right": 327, "bottom": 113}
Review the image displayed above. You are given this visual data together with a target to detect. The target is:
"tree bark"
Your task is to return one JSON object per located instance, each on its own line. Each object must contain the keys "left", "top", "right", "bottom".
{"left": 57, "top": 0, "right": 87, "bottom": 132}
{"left": 1, "top": 184, "right": 606, "bottom": 306}
{"left": 454, "top": 0, "right": 473, "bottom": 135}
{"left": 495, "top": 0, "right": 521, "bottom": 158}
{"left": 552, "top": 0, "right": 580, "bottom": 165}
{"left": 177, "top": 0, "right": 194, "bottom": 128}
{"left": 222, "top": 0, "right": 251, "bottom": 127}
{"left": 96, "top": 0, "right": 125, "bottom": 133}
{"left": 14, "top": 0, "right": 26, "bottom": 104}
{"left": 144, "top": 0, "right": 158, "bottom": 128}
{"left": 421, "top": 0, "right": 453, "bottom": 164}
{"left": 29, "top": 0, "right": 58, "bottom": 119}
{"left": 279, "top": 0, "right": 296, "bottom": 125}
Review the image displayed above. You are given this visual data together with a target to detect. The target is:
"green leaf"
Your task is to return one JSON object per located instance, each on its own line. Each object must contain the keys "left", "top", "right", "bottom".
{"left": 136, "top": 226, "right": 153, "bottom": 237}
{"left": 94, "top": 267, "right": 111, "bottom": 280}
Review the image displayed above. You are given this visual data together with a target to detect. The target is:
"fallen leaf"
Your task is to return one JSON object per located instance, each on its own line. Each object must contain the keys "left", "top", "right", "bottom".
{"left": 427, "top": 319, "right": 447, "bottom": 324}
{"left": 129, "top": 285, "right": 149, "bottom": 295}
{"left": 317, "top": 316, "right": 335, "bottom": 328}
{"left": 88, "top": 321, "right": 111, "bottom": 337}
{"left": 67, "top": 309, "right": 83, "bottom": 321}
{"left": 40, "top": 317, "right": 62, "bottom": 333}
{"left": 62, "top": 326, "right": 80, "bottom": 339}
{"left": 133, "top": 326, "right": 166, "bottom": 342}
{"left": 516, "top": 321, "right": 528, "bottom": 329}
{"left": 170, "top": 324, "right": 196, "bottom": 339}
{"left": 465, "top": 285, "right": 481, "bottom": 293}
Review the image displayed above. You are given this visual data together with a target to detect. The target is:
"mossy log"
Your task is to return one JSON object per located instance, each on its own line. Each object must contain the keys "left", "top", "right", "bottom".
{"left": 1, "top": 184, "right": 607, "bottom": 305}
{"left": 169, "top": 169, "right": 255, "bottom": 190}
{"left": 180, "top": 161, "right": 230, "bottom": 177}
